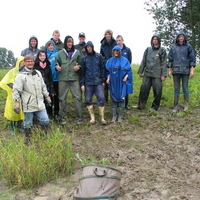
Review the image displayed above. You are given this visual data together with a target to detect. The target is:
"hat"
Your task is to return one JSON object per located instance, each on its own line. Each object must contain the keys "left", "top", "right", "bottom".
{"left": 112, "top": 45, "right": 121, "bottom": 51}
{"left": 79, "top": 32, "right": 85, "bottom": 37}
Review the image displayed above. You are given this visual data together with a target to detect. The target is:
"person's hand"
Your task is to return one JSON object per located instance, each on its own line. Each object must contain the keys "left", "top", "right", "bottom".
{"left": 45, "top": 96, "right": 52, "bottom": 107}
{"left": 102, "top": 83, "right": 105, "bottom": 88}
{"left": 161, "top": 76, "right": 166, "bottom": 81}
{"left": 74, "top": 63, "right": 80, "bottom": 71}
{"left": 190, "top": 66, "right": 195, "bottom": 78}
{"left": 123, "top": 75, "right": 128, "bottom": 82}
{"left": 168, "top": 68, "right": 172, "bottom": 77}
{"left": 81, "top": 85, "right": 85, "bottom": 92}
{"left": 138, "top": 73, "right": 143, "bottom": 77}
{"left": 14, "top": 101, "right": 20, "bottom": 114}
{"left": 106, "top": 78, "right": 110, "bottom": 84}
{"left": 56, "top": 64, "right": 62, "bottom": 72}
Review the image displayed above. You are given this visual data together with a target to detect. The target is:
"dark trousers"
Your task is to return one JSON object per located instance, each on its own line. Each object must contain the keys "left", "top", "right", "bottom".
{"left": 138, "top": 76, "right": 162, "bottom": 110}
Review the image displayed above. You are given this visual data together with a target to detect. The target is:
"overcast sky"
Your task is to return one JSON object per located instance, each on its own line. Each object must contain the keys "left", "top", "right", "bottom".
{"left": 1, "top": 0, "right": 155, "bottom": 64}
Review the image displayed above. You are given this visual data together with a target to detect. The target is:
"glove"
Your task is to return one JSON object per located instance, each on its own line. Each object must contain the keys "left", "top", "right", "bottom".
{"left": 81, "top": 85, "right": 85, "bottom": 92}
{"left": 45, "top": 96, "right": 52, "bottom": 107}
{"left": 14, "top": 101, "right": 20, "bottom": 114}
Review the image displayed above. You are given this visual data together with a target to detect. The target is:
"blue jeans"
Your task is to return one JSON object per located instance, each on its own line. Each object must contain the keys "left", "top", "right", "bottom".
{"left": 85, "top": 85, "right": 105, "bottom": 107}
{"left": 24, "top": 109, "right": 49, "bottom": 129}
{"left": 173, "top": 74, "right": 189, "bottom": 96}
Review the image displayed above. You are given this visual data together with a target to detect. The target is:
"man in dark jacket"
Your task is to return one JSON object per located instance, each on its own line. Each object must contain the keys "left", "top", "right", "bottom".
{"left": 81, "top": 41, "right": 107, "bottom": 125}
{"left": 168, "top": 30, "right": 196, "bottom": 112}
{"left": 100, "top": 29, "right": 117, "bottom": 102}
{"left": 134, "top": 33, "right": 167, "bottom": 111}
{"left": 75, "top": 32, "right": 87, "bottom": 58}
{"left": 116, "top": 35, "right": 132, "bottom": 110}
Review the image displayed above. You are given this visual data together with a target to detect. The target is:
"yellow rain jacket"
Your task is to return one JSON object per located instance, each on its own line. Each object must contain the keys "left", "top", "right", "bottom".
{"left": 0, "top": 57, "right": 25, "bottom": 121}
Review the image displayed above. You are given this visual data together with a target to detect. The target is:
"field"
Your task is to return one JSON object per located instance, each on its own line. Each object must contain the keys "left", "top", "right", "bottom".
{"left": 0, "top": 65, "right": 200, "bottom": 200}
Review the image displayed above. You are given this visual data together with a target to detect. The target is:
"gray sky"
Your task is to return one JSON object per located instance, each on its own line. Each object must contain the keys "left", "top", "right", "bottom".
{"left": 1, "top": 0, "right": 155, "bottom": 64}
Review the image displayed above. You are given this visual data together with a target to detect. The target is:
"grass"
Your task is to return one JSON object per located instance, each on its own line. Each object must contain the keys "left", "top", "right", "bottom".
{"left": 0, "top": 64, "right": 200, "bottom": 190}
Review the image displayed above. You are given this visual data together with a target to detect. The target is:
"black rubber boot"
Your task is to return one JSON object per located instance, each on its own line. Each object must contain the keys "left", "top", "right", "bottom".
{"left": 172, "top": 96, "right": 179, "bottom": 113}
{"left": 24, "top": 128, "right": 31, "bottom": 145}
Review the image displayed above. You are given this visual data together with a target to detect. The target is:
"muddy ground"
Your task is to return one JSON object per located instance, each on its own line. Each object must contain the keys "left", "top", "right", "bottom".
{"left": 0, "top": 105, "right": 200, "bottom": 200}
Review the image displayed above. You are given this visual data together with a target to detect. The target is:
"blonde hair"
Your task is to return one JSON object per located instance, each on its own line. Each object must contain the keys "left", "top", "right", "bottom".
{"left": 52, "top": 30, "right": 60, "bottom": 35}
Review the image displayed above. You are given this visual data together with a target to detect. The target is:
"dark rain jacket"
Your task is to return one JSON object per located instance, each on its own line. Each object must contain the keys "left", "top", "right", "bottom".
{"left": 75, "top": 42, "right": 87, "bottom": 58}
{"left": 80, "top": 41, "right": 105, "bottom": 86}
{"left": 138, "top": 33, "right": 167, "bottom": 78}
{"left": 168, "top": 30, "right": 196, "bottom": 75}
{"left": 121, "top": 44, "right": 132, "bottom": 63}
{"left": 50, "top": 38, "right": 63, "bottom": 52}
{"left": 100, "top": 37, "right": 116, "bottom": 62}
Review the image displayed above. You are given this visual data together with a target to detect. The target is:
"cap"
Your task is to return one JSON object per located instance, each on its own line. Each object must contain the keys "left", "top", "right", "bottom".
{"left": 79, "top": 32, "right": 85, "bottom": 37}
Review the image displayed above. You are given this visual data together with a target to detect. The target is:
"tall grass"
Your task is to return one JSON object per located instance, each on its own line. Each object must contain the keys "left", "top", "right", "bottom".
{"left": 0, "top": 127, "right": 74, "bottom": 189}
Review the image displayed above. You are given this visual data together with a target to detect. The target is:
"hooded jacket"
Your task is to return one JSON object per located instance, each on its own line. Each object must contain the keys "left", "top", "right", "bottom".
{"left": 80, "top": 41, "right": 105, "bottom": 86}
{"left": 168, "top": 30, "right": 196, "bottom": 74}
{"left": 21, "top": 35, "right": 40, "bottom": 59}
{"left": 56, "top": 36, "right": 82, "bottom": 81}
{"left": 106, "top": 45, "right": 133, "bottom": 102}
{"left": 138, "top": 33, "right": 167, "bottom": 78}
{"left": 0, "top": 57, "right": 25, "bottom": 121}
{"left": 12, "top": 67, "right": 49, "bottom": 112}
{"left": 45, "top": 40, "right": 59, "bottom": 82}
{"left": 50, "top": 38, "right": 63, "bottom": 52}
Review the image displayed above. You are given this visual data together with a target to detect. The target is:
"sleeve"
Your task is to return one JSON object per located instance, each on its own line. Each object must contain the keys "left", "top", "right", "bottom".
{"left": 12, "top": 74, "right": 23, "bottom": 101}
{"left": 80, "top": 56, "right": 86, "bottom": 86}
{"left": 167, "top": 46, "right": 174, "bottom": 68}
{"left": 160, "top": 47, "right": 167, "bottom": 77}
{"left": 138, "top": 47, "right": 148, "bottom": 74}
{"left": 100, "top": 54, "right": 106, "bottom": 82}
{"left": 188, "top": 44, "right": 196, "bottom": 67}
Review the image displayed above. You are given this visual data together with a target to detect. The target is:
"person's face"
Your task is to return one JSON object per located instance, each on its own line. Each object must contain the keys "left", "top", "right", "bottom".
{"left": 66, "top": 41, "right": 73, "bottom": 49}
{"left": 30, "top": 38, "right": 37, "bottom": 48}
{"left": 53, "top": 33, "right": 60, "bottom": 41}
{"left": 86, "top": 45, "right": 93, "bottom": 53}
{"left": 39, "top": 52, "right": 46, "bottom": 62}
{"left": 178, "top": 35, "right": 185, "bottom": 43}
{"left": 25, "top": 59, "right": 34, "bottom": 69}
{"left": 105, "top": 33, "right": 112, "bottom": 41}
{"left": 113, "top": 50, "right": 120, "bottom": 57}
{"left": 116, "top": 37, "right": 123, "bottom": 47}
{"left": 79, "top": 36, "right": 85, "bottom": 43}
{"left": 152, "top": 37, "right": 159, "bottom": 46}
{"left": 48, "top": 43, "right": 54, "bottom": 52}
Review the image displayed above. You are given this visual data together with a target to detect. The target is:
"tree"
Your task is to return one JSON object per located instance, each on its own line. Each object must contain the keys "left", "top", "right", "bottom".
{"left": 0, "top": 47, "right": 16, "bottom": 69}
{"left": 144, "top": 0, "right": 200, "bottom": 60}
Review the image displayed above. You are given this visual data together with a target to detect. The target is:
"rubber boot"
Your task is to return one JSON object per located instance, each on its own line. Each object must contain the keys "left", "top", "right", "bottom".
{"left": 76, "top": 102, "right": 83, "bottom": 124}
{"left": 111, "top": 108, "right": 117, "bottom": 122}
{"left": 24, "top": 128, "right": 31, "bottom": 145}
{"left": 184, "top": 94, "right": 189, "bottom": 111}
{"left": 118, "top": 107, "right": 124, "bottom": 122}
{"left": 87, "top": 105, "right": 95, "bottom": 124}
{"left": 172, "top": 95, "right": 179, "bottom": 113}
{"left": 99, "top": 106, "right": 107, "bottom": 125}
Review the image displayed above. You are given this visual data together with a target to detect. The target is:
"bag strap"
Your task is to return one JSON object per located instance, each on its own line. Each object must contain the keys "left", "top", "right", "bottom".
{"left": 93, "top": 167, "right": 107, "bottom": 177}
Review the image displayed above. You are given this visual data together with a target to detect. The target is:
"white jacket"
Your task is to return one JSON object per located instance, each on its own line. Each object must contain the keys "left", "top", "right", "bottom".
{"left": 13, "top": 67, "right": 49, "bottom": 112}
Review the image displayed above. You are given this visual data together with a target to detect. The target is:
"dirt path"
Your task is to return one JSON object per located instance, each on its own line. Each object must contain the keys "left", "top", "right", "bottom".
{"left": 1, "top": 106, "right": 200, "bottom": 200}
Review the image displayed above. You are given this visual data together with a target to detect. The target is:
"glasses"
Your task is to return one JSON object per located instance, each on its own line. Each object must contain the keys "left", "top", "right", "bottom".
{"left": 25, "top": 60, "right": 34, "bottom": 63}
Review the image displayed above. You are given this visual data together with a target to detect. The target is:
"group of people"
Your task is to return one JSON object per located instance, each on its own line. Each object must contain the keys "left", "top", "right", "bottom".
{"left": 0, "top": 29, "right": 196, "bottom": 143}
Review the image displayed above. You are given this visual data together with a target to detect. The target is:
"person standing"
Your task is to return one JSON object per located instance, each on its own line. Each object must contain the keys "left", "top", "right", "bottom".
{"left": 34, "top": 50, "right": 55, "bottom": 118}
{"left": 50, "top": 30, "right": 63, "bottom": 52}
{"left": 100, "top": 29, "right": 117, "bottom": 102}
{"left": 21, "top": 35, "right": 40, "bottom": 59}
{"left": 168, "top": 30, "right": 196, "bottom": 112}
{"left": 134, "top": 33, "right": 167, "bottom": 111}
{"left": 116, "top": 35, "right": 132, "bottom": 110}
{"left": 45, "top": 40, "right": 59, "bottom": 117}
{"left": 56, "top": 35, "right": 82, "bottom": 124}
{"left": 80, "top": 41, "right": 107, "bottom": 125}
{"left": 75, "top": 32, "right": 87, "bottom": 58}
{"left": 106, "top": 45, "right": 133, "bottom": 122}
{"left": 12, "top": 55, "right": 51, "bottom": 143}
{"left": 0, "top": 57, "right": 25, "bottom": 133}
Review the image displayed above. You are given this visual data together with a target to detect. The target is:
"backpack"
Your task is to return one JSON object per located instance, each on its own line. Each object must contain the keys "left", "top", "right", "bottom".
{"left": 73, "top": 164, "right": 122, "bottom": 200}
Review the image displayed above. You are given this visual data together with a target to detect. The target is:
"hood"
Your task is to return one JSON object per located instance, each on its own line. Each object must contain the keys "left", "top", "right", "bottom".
{"left": 64, "top": 35, "right": 75, "bottom": 52}
{"left": 29, "top": 35, "right": 38, "bottom": 49}
{"left": 85, "top": 41, "right": 94, "bottom": 54}
{"left": 34, "top": 50, "right": 50, "bottom": 65}
{"left": 45, "top": 40, "right": 57, "bottom": 54}
{"left": 112, "top": 45, "right": 121, "bottom": 57}
{"left": 15, "top": 56, "right": 24, "bottom": 70}
{"left": 151, "top": 33, "right": 161, "bottom": 48}
{"left": 176, "top": 30, "right": 187, "bottom": 44}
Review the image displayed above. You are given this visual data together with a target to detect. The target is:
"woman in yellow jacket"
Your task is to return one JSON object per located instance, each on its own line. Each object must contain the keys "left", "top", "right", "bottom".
{"left": 0, "top": 57, "right": 25, "bottom": 133}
